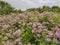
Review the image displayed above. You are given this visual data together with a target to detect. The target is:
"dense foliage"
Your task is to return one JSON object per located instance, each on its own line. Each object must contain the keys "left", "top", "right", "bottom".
{"left": 0, "top": 1, "right": 22, "bottom": 15}
{"left": 27, "top": 6, "right": 60, "bottom": 13}
{"left": 0, "top": 11, "right": 60, "bottom": 45}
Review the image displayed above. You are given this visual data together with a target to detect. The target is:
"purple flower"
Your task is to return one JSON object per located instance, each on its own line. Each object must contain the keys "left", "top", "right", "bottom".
{"left": 18, "top": 42, "right": 22, "bottom": 45}
{"left": 53, "top": 38, "right": 59, "bottom": 44}
{"left": 13, "top": 29, "right": 21, "bottom": 36}
{"left": 55, "top": 26, "right": 60, "bottom": 31}
{"left": 55, "top": 30, "right": 60, "bottom": 38}
{"left": 37, "top": 23, "right": 42, "bottom": 26}
{"left": 2, "top": 25, "right": 9, "bottom": 30}
{"left": 45, "top": 38, "right": 51, "bottom": 42}
{"left": 48, "top": 31, "right": 53, "bottom": 36}
{"left": 19, "top": 14, "right": 26, "bottom": 18}
{"left": 32, "top": 29, "right": 35, "bottom": 33}
{"left": 28, "top": 22, "right": 33, "bottom": 26}
{"left": 27, "top": 43, "right": 31, "bottom": 45}
{"left": 32, "top": 24, "right": 36, "bottom": 28}
{"left": 13, "top": 18, "right": 20, "bottom": 22}
{"left": 38, "top": 28, "right": 42, "bottom": 33}
{"left": 15, "top": 38, "right": 21, "bottom": 42}
{"left": 38, "top": 23, "right": 44, "bottom": 29}
{"left": 42, "top": 22, "right": 49, "bottom": 25}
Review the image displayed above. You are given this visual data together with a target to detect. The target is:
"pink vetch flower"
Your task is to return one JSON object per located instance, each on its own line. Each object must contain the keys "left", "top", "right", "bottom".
{"left": 5, "top": 41, "right": 14, "bottom": 45}
{"left": 38, "top": 24, "right": 44, "bottom": 29}
{"left": 45, "top": 38, "right": 51, "bottom": 42}
{"left": 29, "top": 17, "right": 33, "bottom": 20}
{"left": 15, "top": 38, "right": 22, "bottom": 42}
{"left": 28, "top": 22, "right": 33, "bottom": 26}
{"left": 13, "top": 18, "right": 20, "bottom": 22}
{"left": 7, "top": 33, "right": 14, "bottom": 38}
{"left": 55, "top": 26, "right": 60, "bottom": 31}
{"left": 2, "top": 25, "right": 9, "bottom": 30}
{"left": 27, "top": 43, "right": 31, "bottom": 45}
{"left": 19, "top": 14, "right": 26, "bottom": 18}
{"left": 37, "top": 28, "right": 42, "bottom": 33}
{"left": 55, "top": 30, "right": 60, "bottom": 38}
{"left": 7, "top": 33, "right": 11, "bottom": 37}
{"left": 53, "top": 38, "right": 59, "bottom": 44}
{"left": 32, "top": 23, "right": 36, "bottom": 28}
{"left": 32, "top": 29, "right": 36, "bottom": 33}
{"left": 13, "top": 29, "right": 21, "bottom": 36}
{"left": 48, "top": 31, "right": 53, "bottom": 36}
{"left": 37, "top": 23, "right": 42, "bottom": 26}
{"left": 42, "top": 22, "right": 49, "bottom": 25}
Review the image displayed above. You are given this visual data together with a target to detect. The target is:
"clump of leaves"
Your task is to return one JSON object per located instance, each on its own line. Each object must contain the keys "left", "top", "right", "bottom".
{"left": 21, "top": 25, "right": 37, "bottom": 44}
{"left": 46, "top": 23, "right": 54, "bottom": 30}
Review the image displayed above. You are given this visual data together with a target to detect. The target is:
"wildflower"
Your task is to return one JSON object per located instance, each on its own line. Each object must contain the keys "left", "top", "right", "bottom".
{"left": 13, "top": 18, "right": 20, "bottom": 22}
{"left": 55, "top": 26, "right": 60, "bottom": 31}
{"left": 32, "top": 29, "right": 35, "bottom": 33}
{"left": 7, "top": 33, "right": 11, "bottom": 37}
{"left": 42, "top": 22, "right": 49, "bottom": 25}
{"left": 27, "top": 43, "right": 31, "bottom": 45}
{"left": 38, "top": 28, "right": 42, "bottom": 33}
{"left": 55, "top": 30, "right": 60, "bottom": 38}
{"left": 37, "top": 23, "right": 41, "bottom": 26}
{"left": 19, "top": 14, "right": 26, "bottom": 18}
{"left": 53, "top": 38, "right": 59, "bottom": 44}
{"left": 13, "top": 29, "right": 21, "bottom": 36}
{"left": 32, "top": 24, "right": 36, "bottom": 28}
{"left": 45, "top": 38, "right": 51, "bottom": 42}
{"left": 2, "top": 25, "right": 9, "bottom": 30}
{"left": 48, "top": 31, "right": 53, "bottom": 36}
{"left": 7, "top": 33, "right": 14, "bottom": 38}
{"left": 28, "top": 22, "right": 33, "bottom": 26}
{"left": 15, "top": 38, "right": 21, "bottom": 42}
{"left": 38, "top": 24, "right": 44, "bottom": 29}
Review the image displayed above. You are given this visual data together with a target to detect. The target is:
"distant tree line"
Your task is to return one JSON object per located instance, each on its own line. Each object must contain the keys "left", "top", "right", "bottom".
{"left": 26, "top": 6, "right": 60, "bottom": 13}
{"left": 0, "top": 0, "right": 22, "bottom": 15}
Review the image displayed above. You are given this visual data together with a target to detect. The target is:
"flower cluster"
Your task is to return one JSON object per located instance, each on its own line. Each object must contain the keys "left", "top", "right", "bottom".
{"left": 0, "top": 11, "right": 60, "bottom": 45}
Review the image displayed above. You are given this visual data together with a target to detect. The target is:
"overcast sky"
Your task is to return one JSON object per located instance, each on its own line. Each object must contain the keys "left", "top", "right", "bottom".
{"left": 2, "top": 0, "right": 60, "bottom": 10}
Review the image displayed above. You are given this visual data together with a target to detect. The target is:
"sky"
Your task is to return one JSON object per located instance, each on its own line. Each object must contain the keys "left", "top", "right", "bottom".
{"left": 2, "top": 0, "right": 60, "bottom": 10}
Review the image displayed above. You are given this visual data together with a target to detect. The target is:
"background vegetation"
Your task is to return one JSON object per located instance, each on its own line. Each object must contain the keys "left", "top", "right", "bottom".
{"left": 0, "top": 0, "right": 22, "bottom": 15}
